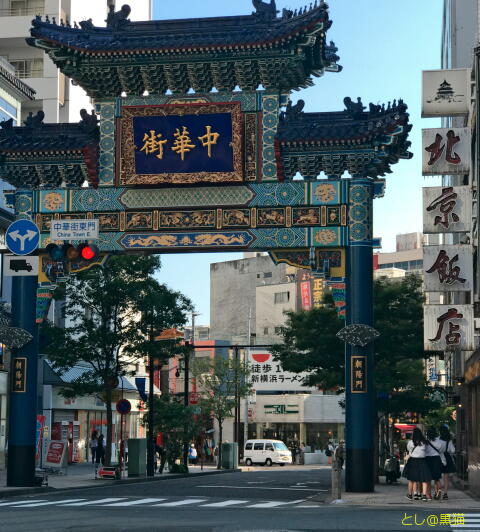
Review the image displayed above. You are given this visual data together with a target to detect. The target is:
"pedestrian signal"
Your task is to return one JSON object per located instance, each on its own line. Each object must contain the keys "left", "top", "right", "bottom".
{"left": 46, "top": 243, "right": 100, "bottom": 263}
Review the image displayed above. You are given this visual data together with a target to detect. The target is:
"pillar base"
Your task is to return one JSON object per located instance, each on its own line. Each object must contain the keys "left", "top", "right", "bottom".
{"left": 345, "top": 448, "right": 374, "bottom": 493}
{"left": 7, "top": 445, "right": 36, "bottom": 487}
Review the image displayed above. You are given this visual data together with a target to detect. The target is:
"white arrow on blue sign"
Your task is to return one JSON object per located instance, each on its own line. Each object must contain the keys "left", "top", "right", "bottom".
{"left": 6, "top": 219, "right": 40, "bottom": 256}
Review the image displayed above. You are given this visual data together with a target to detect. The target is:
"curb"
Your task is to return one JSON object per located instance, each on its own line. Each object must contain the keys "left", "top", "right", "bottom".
{"left": 0, "top": 468, "right": 241, "bottom": 499}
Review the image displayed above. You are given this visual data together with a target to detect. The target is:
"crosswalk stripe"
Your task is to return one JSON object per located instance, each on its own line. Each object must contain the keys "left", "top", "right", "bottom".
{"left": 12, "top": 499, "right": 82, "bottom": 508}
{"left": 0, "top": 500, "right": 47, "bottom": 507}
{"left": 154, "top": 499, "right": 207, "bottom": 507}
{"left": 246, "top": 501, "right": 292, "bottom": 508}
{"left": 201, "top": 500, "right": 249, "bottom": 507}
{"left": 61, "top": 498, "right": 127, "bottom": 506}
{"left": 101, "top": 498, "right": 166, "bottom": 507}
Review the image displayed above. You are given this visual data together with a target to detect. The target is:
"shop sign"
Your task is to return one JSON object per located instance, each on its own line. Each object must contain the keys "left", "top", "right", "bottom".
{"left": 424, "top": 245, "right": 473, "bottom": 292}
{"left": 422, "top": 128, "right": 470, "bottom": 175}
{"left": 264, "top": 404, "right": 299, "bottom": 415}
{"left": 422, "top": 68, "right": 470, "bottom": 117}
{"left": 424, "top": 304, "right": 474, "bottom": 351}
{"left": 351, "top": 356, "right": 367, "bottom": 393}
{"left": 248, "top": 351, "right": 313, "bottom": 392}
{"left": 427, "top": 358, "right": 439, "bottom": 383}
{"left": 45, "top": 440, "right": 67, "bottom": 468}
{"left": 423, "top": 186, "right": 472, "bottom": 233}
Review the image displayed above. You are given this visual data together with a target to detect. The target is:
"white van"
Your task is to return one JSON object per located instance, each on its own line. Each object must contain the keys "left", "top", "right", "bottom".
{"left": 243, "top": 439, "right": 292, "bottom": 466}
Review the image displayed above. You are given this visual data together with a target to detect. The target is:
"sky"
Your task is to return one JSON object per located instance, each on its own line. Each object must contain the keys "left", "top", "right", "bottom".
{"left": 151, "top": 0, "right": 444, "bottom": 325}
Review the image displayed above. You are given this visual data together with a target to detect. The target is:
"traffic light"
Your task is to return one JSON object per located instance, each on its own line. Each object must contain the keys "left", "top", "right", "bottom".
{"left": 46, "top": 243, "right": 100, "bottom": 263}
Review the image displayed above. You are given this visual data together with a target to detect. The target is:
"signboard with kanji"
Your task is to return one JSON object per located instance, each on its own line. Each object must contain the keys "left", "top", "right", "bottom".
{"left": 422, "top": 128, "right": 471, "bottom": 176}
{"left": 11, "top": 357, "right": 27, "bottom": 393}
{"left": 120, "top": 102, "right": 243, "bottom": 185}
{"left": 351, "top": 356, "right": 367, "bottom": 393}
{"left": 424, "top": 304, "right": 474, "bottom": 351}
{"left": 247, "top": 351, "right": 314, "bottom": 392}
{"left": 422, "top": 69, "right": 471, "bottom": 117}
{"left": 424, "top": 245, "right": 473, "bottom": 292}
{"left": 423, "top": 186, "right": 472, "bottom": 233}
{"left": 50, "top": 219, "right": 99, "bottom": 240}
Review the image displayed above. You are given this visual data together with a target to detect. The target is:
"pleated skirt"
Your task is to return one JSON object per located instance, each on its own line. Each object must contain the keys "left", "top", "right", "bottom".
{"left": 403, "top": 457, "right": 433, "bottom": 482}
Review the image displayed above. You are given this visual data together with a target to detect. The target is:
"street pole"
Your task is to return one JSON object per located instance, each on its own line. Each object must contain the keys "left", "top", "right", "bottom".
{"left": 234, "top": 346, "right": 240, "bottom": 444}
{"left": 146, "top": 324, "right": 155, "bottom": 477}
{"left": 345, "top": 176, "right": 375, "bottom": 492}
{"left": 182, "top": 312, "right": 194, "bottom": 467}
{"left": 7, "top": 275, "right": 38, "bottom": 486}
{"left": 244, "top": 307, "right": 252, "bottom": 445}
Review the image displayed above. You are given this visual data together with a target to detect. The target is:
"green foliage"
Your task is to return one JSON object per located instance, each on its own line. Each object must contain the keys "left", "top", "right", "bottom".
{"left": 272, "top": 274, "right": 438, "bottom": 419}
{"left": 147, "top": 394, "right": 203, "bottom": 466}
{"left": 270, "top": 292, "right": 344, "bottom": 390}
{"left": 192, "top": 356, "right": 251, "bottom": 468}
{"left": 423, "top": 405, "right": 457, "bottom": 430}
{"left": 42, "top": 254, "right": 191, "bottom": 464}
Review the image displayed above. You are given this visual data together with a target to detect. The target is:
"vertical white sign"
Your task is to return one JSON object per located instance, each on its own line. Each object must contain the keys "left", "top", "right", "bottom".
{"left": 422, "top": 128, "right": 471, "bottom": 175}
{"left": 424, "top": 304, "right": 474, "bottom": 351}
{"left": 422, "top": 68, "right": 470, "bottom": 117}
{"left": 424, "top": 245, "right": 473, "bottom": 292}
{"left": 423, "top": 186, "right": 472, "bottom": 233}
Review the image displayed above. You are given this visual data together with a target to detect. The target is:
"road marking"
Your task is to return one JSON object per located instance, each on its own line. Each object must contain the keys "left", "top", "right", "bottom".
{"left": 101, "top": 498, "right": 166, "bottom": 507}
{"left": 196, "top": 485, "right": 323, "bottom": 491}
{"left": 0, "top": 500, "right": 47, "bottom": 507}
{"left": 61, "top": 498, "right": 127, "bottom": 506}
{"left": 246, "top": 500, "right": 297, "bottom": 508}
{"left": 154, "top": 499, "right": 207, "bottom": 507}
{"left": 12, "top": 499, "right": 82, "bottom": 508}
{"left": 201, "top": 500, "right": 249, "bottom": 507}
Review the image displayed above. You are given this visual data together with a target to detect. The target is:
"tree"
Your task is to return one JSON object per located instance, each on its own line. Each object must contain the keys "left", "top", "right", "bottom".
{"left": 272, "top": 275, "right": 438, "bottom": 445}
{"left": 192, "top": 356, "right": 251, "bottom": 468}
{"left": 148, "top": 394, "right": 204, "bottom": 473}
{"left": 43, "top": 254, "right": 191, "bottom": 465}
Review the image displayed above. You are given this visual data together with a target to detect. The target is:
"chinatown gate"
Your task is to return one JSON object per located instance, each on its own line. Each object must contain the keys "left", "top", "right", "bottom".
{"left": 0, "top": 1, "right": 412, "bottom": 491}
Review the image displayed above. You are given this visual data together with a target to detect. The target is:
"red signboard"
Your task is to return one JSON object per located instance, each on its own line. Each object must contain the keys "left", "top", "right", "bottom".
{"left": 45, "top": 441, "right": 66, "bottom": 467}
{"left": 300, "top": 281, "right": 312, "bottom": 310}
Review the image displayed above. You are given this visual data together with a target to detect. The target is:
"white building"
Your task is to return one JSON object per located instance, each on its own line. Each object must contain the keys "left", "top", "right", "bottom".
{"left": 0, "top": 0, "right": 151, "bottom": 123}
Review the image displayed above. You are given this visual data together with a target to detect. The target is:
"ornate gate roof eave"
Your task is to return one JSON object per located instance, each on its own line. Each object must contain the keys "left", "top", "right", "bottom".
{"left": 276, "top": 98, "right": 413, "bottom": 180}
{"left": 26, "top": 2, "right": 341, "bottom": 97}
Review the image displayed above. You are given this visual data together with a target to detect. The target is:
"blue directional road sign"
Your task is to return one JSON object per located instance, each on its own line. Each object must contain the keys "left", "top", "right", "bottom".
{"left": 6, "top": 219, "right": 40, "bottom": 256}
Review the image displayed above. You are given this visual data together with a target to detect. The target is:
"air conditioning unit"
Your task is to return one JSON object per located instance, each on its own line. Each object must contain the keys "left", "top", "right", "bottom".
{"left": 474, "top": 318, "right": 480, "bottom": 330}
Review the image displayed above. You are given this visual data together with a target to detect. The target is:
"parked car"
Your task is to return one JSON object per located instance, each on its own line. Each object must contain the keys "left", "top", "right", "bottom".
{"left": 243, "top": 439, "right": 292, "bottom": 466}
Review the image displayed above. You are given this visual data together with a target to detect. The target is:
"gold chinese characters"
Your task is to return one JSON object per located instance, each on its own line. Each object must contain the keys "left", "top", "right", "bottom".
{"left": 139, "top": 125, "right": 220, "bottom": 160}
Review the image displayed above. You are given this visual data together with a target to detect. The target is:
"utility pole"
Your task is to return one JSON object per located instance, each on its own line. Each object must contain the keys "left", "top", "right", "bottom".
{"left": 244, "top": 307, "right": 252, "bottom": 446}
{"left": 146, "top": 322, "right": 155, "bottom": 477}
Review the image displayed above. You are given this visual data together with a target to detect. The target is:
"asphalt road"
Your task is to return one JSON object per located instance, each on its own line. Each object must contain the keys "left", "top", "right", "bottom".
{"left": 0, "top": 467, "right": 472, "bottom": 531}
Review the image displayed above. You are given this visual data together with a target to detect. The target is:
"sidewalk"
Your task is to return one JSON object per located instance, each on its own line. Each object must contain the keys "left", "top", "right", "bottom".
{"left": 0, "top": 462, "right": 238, "bottom": 498}
{"left": 323, "top": 476, "right": 479, "bottom": 509}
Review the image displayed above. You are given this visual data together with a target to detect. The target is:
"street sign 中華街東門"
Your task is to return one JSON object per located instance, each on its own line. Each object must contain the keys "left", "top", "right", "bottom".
{"left": 6, "top": 219, "right": 40, "bottom": 256}
{"left": 50, "top": 219, "right": 99, "bottom": 241}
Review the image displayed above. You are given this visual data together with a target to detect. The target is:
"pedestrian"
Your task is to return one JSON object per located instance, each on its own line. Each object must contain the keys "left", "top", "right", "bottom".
{"left": 439, "top": 425, "right": 456, "bottom": 500}
{"left": 89, "top": 430, "right": 98, "bottom": 464}
{"left": 384, "top": 454, "right": 400, "bottom": 484}
{"left": 325, "top": 440, "right": 334, "bottom": 465}
{"left": 402, "top": 427, "right": 432, "bottom": 502}
{"left": 189, "top": 443, "right": 198, "bottom": 465}
{"left": 96, "top": 434, "right": 105, "bottom": 466}
{"left": 334, "top": 440, "right": 345, "bottom": 469}
{"left": 299, "top": 442, "right": 306, "bottom": 465}
{"left": 425, "top": 427, "right": 446, "bottom": 500}
{"left": 214, "top": 445, "right": 219, "bottom": 467}
{"left": 158, "top": 444, "right": 167, "bottom": 474}
{"left": 153, "top": 438, "right": 161, "bottom": 473}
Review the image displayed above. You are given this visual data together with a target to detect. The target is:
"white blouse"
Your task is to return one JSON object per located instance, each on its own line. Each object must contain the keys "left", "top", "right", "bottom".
{"left": 407, "top": 439, "right": 426, "bottom": 458}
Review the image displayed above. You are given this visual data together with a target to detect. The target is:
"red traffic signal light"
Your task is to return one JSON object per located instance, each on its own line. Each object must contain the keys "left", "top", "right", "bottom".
{"left": 46, "top": 243, "right": 100, "bottom": 263}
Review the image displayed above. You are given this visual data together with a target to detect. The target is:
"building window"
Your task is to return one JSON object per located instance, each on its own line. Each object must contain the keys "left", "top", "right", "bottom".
{"left": 0, "top": 96, "right": 17, "bottom": 125}
{"left": 393, "top": 261, "right": 409, "bottom": 270}
{"left": 264, "top": 272, "right": 272, "bottom": 278}
{"left": 263, "top": 327, "right": 269, "bottom": 335}
{"left": 9, "top": 58, "right": 43, "bottom": 78}
{"left": 2, "top": 0, "right": 45, "bottom": 16}
{"left": 274, "top": 326, "right": 282, "bottom": 335}
{"left": 274, "top": 291, "right": 289, "bottom": 304}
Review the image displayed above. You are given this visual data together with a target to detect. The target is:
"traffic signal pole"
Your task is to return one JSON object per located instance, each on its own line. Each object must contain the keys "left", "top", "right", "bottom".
{"left": 7, "top": 275, "right": 39, "bottom": 486}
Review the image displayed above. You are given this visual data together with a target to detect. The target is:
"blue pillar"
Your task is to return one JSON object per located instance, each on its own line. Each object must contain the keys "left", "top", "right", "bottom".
{"left": 345, "top": 177, "right": 375, "bottom": 492}
{"left": 7, "top": 275, "right": 38, "bottom": 486}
